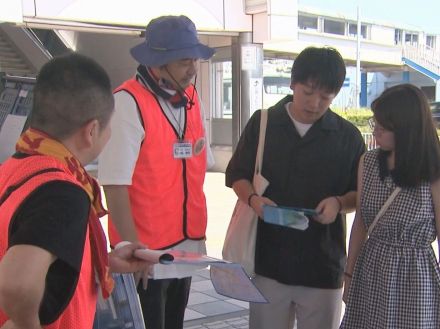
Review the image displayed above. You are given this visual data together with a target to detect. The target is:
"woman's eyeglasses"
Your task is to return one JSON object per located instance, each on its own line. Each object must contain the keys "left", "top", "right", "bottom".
{"left": 368, "top": 117, "right": 376, "bottom": 131}
{"left": 368, "top": 117, "right": 391, "bottom": 134}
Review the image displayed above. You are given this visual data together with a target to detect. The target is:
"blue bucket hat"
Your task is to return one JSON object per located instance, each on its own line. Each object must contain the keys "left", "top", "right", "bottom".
{"left": 130, "top": 15, "right": 215, "bottom": 67}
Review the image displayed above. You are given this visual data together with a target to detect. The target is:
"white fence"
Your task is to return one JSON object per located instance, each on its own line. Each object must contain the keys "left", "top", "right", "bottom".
{"left": 362, "top": 132, "right": 377, "bottom": 151}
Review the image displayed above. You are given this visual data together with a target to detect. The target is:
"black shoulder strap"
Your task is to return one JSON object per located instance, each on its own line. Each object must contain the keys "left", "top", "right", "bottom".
{"left": 0, "top": 168, "right": 63, "bottom": 207}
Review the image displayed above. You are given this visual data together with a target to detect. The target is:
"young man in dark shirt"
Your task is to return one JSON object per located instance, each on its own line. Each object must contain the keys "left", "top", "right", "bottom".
{"left": 226, "top": 46, "right": 365, "bottom": 329}
{"left": 0, "top": 53, "right": 154, "bottom": 329}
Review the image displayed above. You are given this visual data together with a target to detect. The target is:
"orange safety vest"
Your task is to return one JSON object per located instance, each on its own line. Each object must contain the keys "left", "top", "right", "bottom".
{"left": 0, "top": 155, "right": 97, "bottom": 329}
{"left": 108, "top": 79, "right": 207, "bottom": 249}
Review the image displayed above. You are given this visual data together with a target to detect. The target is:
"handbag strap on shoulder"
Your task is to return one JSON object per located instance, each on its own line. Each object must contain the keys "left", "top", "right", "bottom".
{"left": 367, "top": 187, "right": 401, "bottom": 237}
{"left": 254, "top": 109, "right": 268, "bottom": 176}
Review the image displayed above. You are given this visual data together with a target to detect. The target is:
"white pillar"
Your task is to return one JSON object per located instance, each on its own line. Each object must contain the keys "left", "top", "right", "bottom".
{"left": 436, "top": 79, "right": 440, "bottom": 102}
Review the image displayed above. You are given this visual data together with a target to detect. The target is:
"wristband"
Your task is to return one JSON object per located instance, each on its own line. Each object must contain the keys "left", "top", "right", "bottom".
{"left": 334, "top": 196, "right": 342, "bottom": 213}
{"left": 247, "top": 193, "right": 258, "bottom": 206}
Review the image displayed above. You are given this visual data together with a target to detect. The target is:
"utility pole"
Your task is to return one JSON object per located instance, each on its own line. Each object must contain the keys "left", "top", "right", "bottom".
{"left": 356, "top": 5, "right": 361, "bottom": 109}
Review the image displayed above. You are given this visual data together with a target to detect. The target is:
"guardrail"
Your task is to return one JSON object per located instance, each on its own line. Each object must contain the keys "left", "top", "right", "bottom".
{"left": 403, "top": 44, "right": 440, "bottom": 77}
{"left": 362, "top": 132, "right": 377, "bottom": 151}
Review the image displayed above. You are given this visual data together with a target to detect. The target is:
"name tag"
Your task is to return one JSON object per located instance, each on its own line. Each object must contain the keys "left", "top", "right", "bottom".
{"left": 173, "top": 141, "right": 193, "bottom": 159}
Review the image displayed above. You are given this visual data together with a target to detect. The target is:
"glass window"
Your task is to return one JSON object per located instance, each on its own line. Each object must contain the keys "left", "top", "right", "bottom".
{"left": 263, "top": 59, "right": 293, "bottom": 109}
{"left": 323, "top": 19, "right": 345, "bottom": 35}
{"left": 427, "top": 35, "right": 436, "bottom": 48}
{"left": 405, "top": 32, "right": 418, "bottom": 45}
{"left": 298, "top": 15, "right": 318, "bottom": 31}
{"left": 395, "top": 29, "right": 402, "bottom": 45}
{"left": 211, "top": 61, "right": 232, "bottom": 119}
{"left": 263, "top": 76, "right": 291, "bottom": 94}
{"left": 348, "top": 23, "right": 367, "bottom": 38}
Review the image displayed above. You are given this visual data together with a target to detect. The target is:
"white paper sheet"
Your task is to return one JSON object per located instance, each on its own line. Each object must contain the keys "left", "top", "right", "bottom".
{"left": 134, "top": 249, "right": 268, "bottom": 303}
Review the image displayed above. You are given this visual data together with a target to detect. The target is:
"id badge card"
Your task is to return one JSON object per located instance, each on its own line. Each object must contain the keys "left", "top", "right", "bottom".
{"left": 173, "top": 140, "right": 193, "bottom": 159}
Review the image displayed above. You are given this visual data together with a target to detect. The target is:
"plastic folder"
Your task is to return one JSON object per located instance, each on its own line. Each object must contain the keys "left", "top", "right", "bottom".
{"left": 93, "top": 273, "right": 145, "bottom": 329}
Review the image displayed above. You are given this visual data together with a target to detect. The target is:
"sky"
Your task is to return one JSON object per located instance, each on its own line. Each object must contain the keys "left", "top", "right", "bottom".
{"left": 298, "top": 0, "right": 440, "bottom": 34}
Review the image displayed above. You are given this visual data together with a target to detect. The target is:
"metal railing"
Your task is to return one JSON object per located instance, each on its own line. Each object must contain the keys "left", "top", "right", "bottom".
{"left": 402, "top": 44, "right": 440, "bottom": 77}
{"left": 362, "top": 132, "right": 377, "bottom": 150}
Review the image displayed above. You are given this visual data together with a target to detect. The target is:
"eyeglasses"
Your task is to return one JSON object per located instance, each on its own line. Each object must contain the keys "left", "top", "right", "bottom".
{"left": 368, "top": 117, "right": 391, "bottom": 134}
{"left": 368, "top": 117, "right": 376, "bottom": 131}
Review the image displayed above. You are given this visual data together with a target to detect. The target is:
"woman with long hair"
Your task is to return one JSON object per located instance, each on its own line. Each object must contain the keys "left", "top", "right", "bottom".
{"left": 341, "top": 84, "right": 440, "bottom": 328}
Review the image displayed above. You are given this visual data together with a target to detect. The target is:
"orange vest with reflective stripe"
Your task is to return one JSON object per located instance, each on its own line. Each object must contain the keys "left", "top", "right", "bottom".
{"left": 108, "top": 79, "right": 207, "bottom": 249}
{"left": 0, "top": 155, "right": 97, "bottom": 329}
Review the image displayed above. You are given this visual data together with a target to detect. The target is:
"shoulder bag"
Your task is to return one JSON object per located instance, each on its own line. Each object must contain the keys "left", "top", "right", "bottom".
{"left": 222, "top": 109, "right": 269, "bottom": 276}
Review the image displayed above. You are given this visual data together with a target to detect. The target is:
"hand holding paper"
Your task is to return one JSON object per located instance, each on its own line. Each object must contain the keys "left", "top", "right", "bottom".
{"left": 110, "top": 242, "right": 157, "bottom": 274}
{"left": 134, "top": 249, "right": 268, "bottom": 303}
{"left": 134, "top": 249, "right": 224, "bottom": 265}
{"left": 134, "top": 249, "right": 174, "bottom": 264}
{"left": 113, "top": 242, "right": 161, "bottom": 290}
{"left": 263, "top": 205, "right": 313, "bottom": 230}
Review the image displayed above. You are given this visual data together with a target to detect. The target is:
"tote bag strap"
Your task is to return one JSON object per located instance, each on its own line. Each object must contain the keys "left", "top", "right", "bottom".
{"left": 254, "top": 109, "right": 268, "bottom": 176}
{"left": 367, "top": 187, "right": 402, "bottom": 237}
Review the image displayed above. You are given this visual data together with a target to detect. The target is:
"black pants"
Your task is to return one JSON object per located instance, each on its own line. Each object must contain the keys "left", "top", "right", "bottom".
{"left": 137, "top": 277, "right": 192, "bottom": 329}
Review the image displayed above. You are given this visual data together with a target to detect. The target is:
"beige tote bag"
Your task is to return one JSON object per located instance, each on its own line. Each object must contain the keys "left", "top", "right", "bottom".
{"left": 222, "top": 110, "right": 269, "bottom": 276}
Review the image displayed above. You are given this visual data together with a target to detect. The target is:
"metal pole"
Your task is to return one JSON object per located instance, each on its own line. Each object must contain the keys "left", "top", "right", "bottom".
{"left": 231, "top": 36, "right": 241, "bottom": 150}
{"left": 356, "top": 5, "right": 361, "bottom": 109}
{"left": 231, "top": 32, "right": 263, "bottom": 150}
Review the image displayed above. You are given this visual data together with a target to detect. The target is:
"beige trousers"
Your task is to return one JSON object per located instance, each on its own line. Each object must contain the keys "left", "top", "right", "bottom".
{"left": 249, "top": 275, "right": 342, "bottom": 329}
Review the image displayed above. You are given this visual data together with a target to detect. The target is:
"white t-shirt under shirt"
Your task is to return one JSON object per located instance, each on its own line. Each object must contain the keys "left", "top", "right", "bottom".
{"left": 98, "top": 79, "right": 211, "bottom": 279}
{"left": 98, "top": 91, "right": 144, "bottom": 185}
{"left": 285, "top": 102, "right": 312, "bottom": 137}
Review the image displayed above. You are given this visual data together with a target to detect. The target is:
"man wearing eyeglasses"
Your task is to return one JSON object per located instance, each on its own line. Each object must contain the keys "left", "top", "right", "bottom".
{"left": 98, "top": 15, "right": 215, "bottom": 329}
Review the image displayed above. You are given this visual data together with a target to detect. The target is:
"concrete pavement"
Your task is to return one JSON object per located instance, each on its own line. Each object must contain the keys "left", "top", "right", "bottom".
{"left": 183, "top": 172, "right": 250, "bottom": 328}
{"left": 100, "top": 172, "right": 439, "bottom": 328}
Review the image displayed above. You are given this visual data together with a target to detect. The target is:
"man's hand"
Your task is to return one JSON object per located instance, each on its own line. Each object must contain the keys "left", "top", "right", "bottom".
{"left": 314, "top": 196, "right": 341, "bottom": 224}
{"left": 109, "top": 242, "right": 155, "bottom": 274}
{"left": 249, "top": 195, "right": 277, "bottom": 218}
{"left": 133, "top": 268, "right": 151, "bottom": 290}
